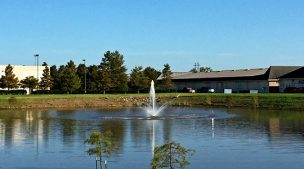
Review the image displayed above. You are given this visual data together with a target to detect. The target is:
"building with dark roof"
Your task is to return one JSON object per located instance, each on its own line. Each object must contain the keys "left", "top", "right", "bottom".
{"left": 158, "top": 66, "right": 304, "bottom": 93}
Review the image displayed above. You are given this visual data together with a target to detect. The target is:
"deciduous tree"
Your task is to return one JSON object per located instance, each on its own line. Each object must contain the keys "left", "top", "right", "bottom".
{"left": 20, "top": 76, "right": 38, "bottom": 93}
{"left": 190, "top": 67, "right": 213, "bottom": 73}
{"left": 129, "top": 66, "right": 149, "bottom": 93}
{"left": 85, "top": 131, "right": 118, "bottom": 169}
{"left": 144, "top": 67, "right": 161, "bottom": 85}
{"left": 200, "top": 67, "right": 212, "bottom": 72}
{"left": 151, "top": 141, "right": 194, "bottom": 169}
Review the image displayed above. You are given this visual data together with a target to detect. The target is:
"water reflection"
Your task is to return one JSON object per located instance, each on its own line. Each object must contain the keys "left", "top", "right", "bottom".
{"left": 0, "top": 108, "right": 303, "bottom": 169}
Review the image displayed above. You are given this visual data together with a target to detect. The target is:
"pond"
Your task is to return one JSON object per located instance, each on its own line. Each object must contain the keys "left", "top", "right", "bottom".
{"left": 0, "top": 107, "right": 304, "bottom": 169}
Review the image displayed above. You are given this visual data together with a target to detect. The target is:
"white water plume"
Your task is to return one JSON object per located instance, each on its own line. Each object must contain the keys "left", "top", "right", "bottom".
{"left": 145, "top": 80, "right": 167, "bottom": 116}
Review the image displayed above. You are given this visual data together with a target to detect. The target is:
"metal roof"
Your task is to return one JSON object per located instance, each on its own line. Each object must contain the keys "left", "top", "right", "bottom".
{"left": 268, "top": 66, "right": 302, "bottom": 79}
{"left": 157, "top": 66, "right": 304, "bottom": 80}
{"left": 158, "top": 68, "right": 268, "bottom": 80}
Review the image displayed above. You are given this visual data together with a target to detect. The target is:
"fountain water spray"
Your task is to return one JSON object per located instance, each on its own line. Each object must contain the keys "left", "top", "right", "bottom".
{"left": 150, "top": 80, "right": 156, "bottom": 113}
{"left": 146, "top": 80, "right": 167, "bottom": 117}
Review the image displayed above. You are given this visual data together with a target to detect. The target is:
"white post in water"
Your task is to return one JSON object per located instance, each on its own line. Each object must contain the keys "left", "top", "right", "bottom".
{"left": 149, "top": 80, "right": 156, "bottom": 115}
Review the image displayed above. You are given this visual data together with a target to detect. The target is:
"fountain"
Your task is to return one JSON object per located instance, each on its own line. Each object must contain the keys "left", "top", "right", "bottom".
{"left": 99, "top": 80, "right": 217, "bottom": 120}
{"left": 145, "top": 80, "right": 167, "bottom": 117}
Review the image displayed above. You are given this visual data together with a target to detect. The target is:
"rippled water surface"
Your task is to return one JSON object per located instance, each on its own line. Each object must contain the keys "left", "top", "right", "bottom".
{"left": 0, "top": 107, "right": 304, "bottom": 169}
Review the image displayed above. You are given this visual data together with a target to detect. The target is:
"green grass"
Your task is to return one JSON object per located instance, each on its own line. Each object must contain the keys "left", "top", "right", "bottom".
{"left": 0, "top": 93, "right": 195, "bottom": 99}
{"left": 0, "top": 93, "right": 304, "bottom": 110}
{"left": 0, "top": 92, "right": 303, "bottom": 100}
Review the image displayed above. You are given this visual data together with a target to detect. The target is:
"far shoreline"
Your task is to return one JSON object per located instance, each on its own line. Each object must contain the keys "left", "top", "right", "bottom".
{"left": 0, "top": 93, "right": 304, "bottom": 111}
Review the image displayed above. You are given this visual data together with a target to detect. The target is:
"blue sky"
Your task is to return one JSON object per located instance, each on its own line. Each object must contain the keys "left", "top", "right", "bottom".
{"left": 1, "top": 0, "right": 304, "bottom": 72}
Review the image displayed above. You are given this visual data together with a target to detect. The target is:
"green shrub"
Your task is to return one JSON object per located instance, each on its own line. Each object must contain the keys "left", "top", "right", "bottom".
{"left": 0, "top": 90, "right": 27, "bottom": 95}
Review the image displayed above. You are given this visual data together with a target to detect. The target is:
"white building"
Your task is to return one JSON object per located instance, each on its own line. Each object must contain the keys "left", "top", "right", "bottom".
{"left": 0, "top": 65, "right": 45, "bottom": 94}
{"left": 158, "top": 66, "right": 304, "bottom": 93}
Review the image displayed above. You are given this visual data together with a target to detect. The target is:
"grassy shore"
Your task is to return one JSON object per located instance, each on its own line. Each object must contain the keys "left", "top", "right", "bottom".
{"left": 0, "top": 93, "right": 304, "bottom": 110}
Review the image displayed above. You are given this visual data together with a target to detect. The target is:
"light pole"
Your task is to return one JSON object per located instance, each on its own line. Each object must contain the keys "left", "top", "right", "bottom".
{"left": 83, "top": 59, "right": 87, "bottom": 94}
{"left": 34, "top": 54, "right": 39, "bottom": 83}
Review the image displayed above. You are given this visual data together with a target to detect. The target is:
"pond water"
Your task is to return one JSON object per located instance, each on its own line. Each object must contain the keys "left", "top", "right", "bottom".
{"left": 0, "top": 107, "right": 304, "bottom": 169}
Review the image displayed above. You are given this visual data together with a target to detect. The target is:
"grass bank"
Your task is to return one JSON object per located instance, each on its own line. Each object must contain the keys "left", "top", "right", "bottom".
{"left": 0, "top": 93, "right": 304, "bottom": 111}
{"left": 168, "top": 93, "right": 304, "bottom": 110}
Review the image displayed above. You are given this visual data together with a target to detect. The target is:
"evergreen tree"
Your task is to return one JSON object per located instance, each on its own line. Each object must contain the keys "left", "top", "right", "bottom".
{"left": 0, "top": 64, "right": 19, "bottom": 90}
{"left": 57, "top": 65, "right": 66, "bottom": 91}
{"left": 99, "top": 51, "right": 128, "bottom": 93}
{"left": 99, "top": 63, "right": 112, "bottom": 94}
{"left": 50, "top": 65, "right": 59, "bottom": 90}
{"left": 87, "top": 65, "right": 100, "bottom": 92}
{"left": 39, "top": 65, "right": 53, "bottom": 90}
{"left": 77, "top": 63, "right": 86, "bottom": 92}
{"left": 151, "top": 141, "right": 195, "bottom": 169}
{"left": 161, "top": 64, "right": 174, "bottom": 90}
{"left": 129, "top": 66, "right": 149, "bottom": 94}
{"left": 144, "top": 67, "right": 161, "bottom": 85}
{"left": 20, "top": 76, "right": 38, "bottom": 93}
{"left": 60, "top": 60, "right": 81, "bottom": 93}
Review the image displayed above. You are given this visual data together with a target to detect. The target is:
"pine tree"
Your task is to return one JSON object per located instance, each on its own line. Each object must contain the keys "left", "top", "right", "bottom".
{"left": 0, "top": 64, "right": 19, "bottom": 90}
{"left": 99, "top": 51, "right": 128, "bottom": 93}
{"left": 161, "top": 64, "right": 174, "bottom": 90}
{"left": 87, "top": 65, "right": 100, "bottom": 92}
{"left": 39, "top": 65, "right": 53, "bottom": 90}
{"left": 99, "top": 64, "right": 112, "bottom": 94}
{"left": 60, "top": 60, "right": 81, "bottom": 93}
{"left": 50, "top": 65, "right": 60, "bottom": 90}
{"left": 76, "top": 63, "right": 86, "bottom": 92}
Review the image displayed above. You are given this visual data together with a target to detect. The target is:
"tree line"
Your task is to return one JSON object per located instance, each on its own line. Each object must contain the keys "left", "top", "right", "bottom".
{"left": 0, "top": 51, "right": 175, "bottom": 94}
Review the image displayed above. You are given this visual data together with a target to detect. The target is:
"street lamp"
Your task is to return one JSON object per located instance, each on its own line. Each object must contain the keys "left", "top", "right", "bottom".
{"left": 83, "top": 59, "right": 87, "bottom": 94}
{"left": 34, "top": 54, "right": 39, "bottom": 80}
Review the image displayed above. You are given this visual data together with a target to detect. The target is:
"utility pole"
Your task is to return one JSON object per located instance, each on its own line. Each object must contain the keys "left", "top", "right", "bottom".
{"left": 83, "top": 59, "right": 87, "bottom": 94}
{"left": 194, "top": 62, "right": 200, "bottom": 72}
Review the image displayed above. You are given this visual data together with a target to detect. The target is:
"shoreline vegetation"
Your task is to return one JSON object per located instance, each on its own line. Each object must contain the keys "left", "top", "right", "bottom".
{"left": 1, "top": 93, "right": 304, "bottom": 111}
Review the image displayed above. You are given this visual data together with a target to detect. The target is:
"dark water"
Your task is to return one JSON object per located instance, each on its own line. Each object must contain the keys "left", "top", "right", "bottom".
{"left": 0, "top": 107, "right": 304, "bottom": 169}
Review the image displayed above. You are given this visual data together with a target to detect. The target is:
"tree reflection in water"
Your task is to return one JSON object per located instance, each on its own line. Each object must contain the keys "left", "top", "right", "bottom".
{"left": 0, "top": 108, "right": 304, "bottom": 169}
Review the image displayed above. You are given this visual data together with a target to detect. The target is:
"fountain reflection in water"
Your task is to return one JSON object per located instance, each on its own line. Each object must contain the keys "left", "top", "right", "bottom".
{"left": 145, "top": 80, "right": 167, "bottom": 117}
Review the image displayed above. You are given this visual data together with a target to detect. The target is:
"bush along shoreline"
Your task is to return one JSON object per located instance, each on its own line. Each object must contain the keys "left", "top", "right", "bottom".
{"left": 0, "top": 94, "right": 304, "bottom": 111}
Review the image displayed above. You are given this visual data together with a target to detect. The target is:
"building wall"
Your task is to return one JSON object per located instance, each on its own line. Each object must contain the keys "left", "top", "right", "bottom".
{"left": 0, "top": 65, "right": 45, "bottom": 81}
{"left": 0, "top": 65, "right": 45, "bottom": 92}
{"left": 173, "top": 80, "right": 269, "bottom": 93}
{"left": 279, "top": 78, "right": 304, "bottom": 92}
